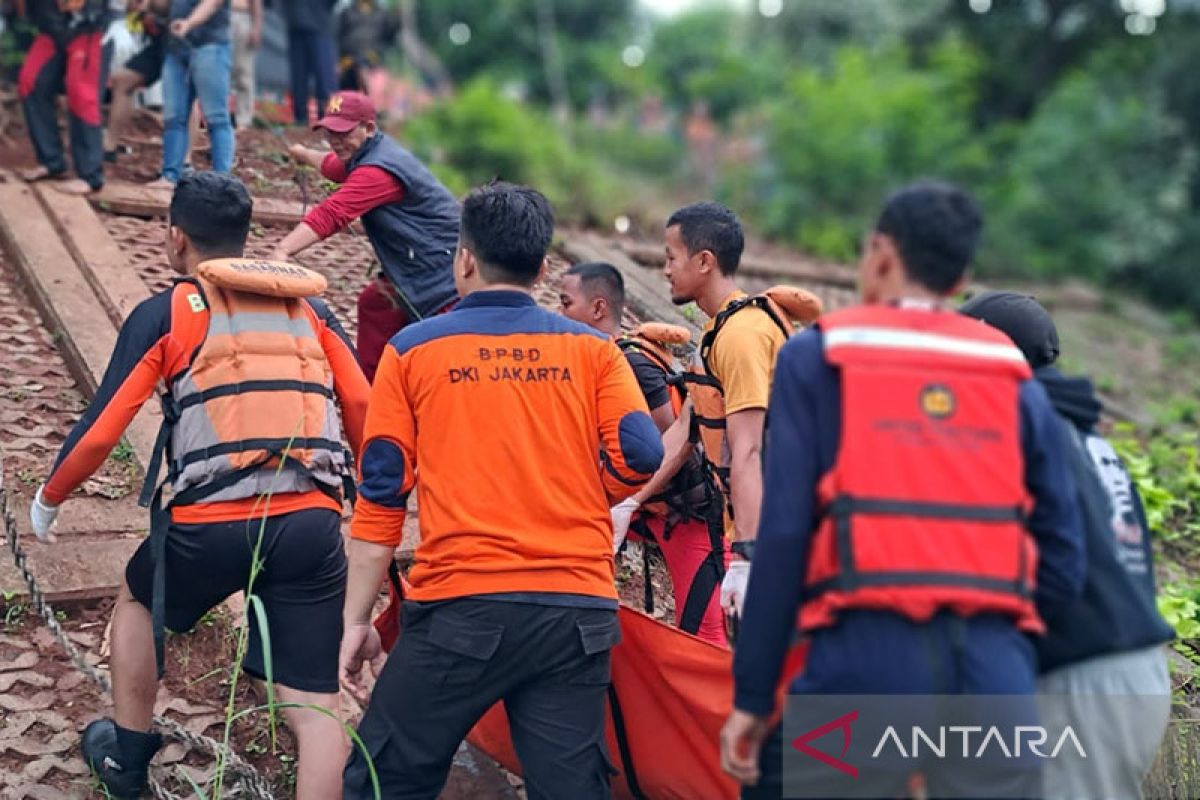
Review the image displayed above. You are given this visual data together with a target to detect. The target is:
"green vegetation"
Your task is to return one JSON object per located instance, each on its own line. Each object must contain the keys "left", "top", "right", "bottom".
{"left": 1111, "top": 425, "right": 1200, "bottom": 675}
{"left": 383, "top": 0, "right": 1200, "bottom": 317}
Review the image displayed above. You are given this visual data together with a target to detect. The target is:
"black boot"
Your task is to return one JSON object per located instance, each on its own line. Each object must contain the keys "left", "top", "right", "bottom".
{"left": 81, "top": 717, "right": 163, "bottom": 800}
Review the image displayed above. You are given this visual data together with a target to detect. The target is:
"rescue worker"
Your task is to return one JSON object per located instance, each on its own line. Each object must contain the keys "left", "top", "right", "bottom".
{"left": 273, "top": 90, "right": 460, "bottom": 382}
{"left": 720, "top": 182, "right": 1086, "bottom": 798}
{"left": 339, "top": 182, "right": 663, "bottom": 798}
{"left": 18, "top": 0, "right": 111, "bottom": 194}
{"left": 961, "top": 291, "right": 1174, "bottom": 800}
{"left": 559, "top": 260, "right": 728, "bottom": 646}
{"left": 28, "top": 172, "right": 370, "bottom": 799}
{"left": 614, "top": 202, "right": 819, "bottom": 628}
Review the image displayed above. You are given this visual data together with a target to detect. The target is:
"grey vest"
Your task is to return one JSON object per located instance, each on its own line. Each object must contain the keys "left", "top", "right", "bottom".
{"left": 347, "top": 133, "right": 460, "bottom": 319}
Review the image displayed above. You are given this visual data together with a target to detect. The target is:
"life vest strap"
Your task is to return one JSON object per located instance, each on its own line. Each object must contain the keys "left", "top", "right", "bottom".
{"left": 699, "top": 295, "right": 794, "bottom": 379}
{"left": 677, "top": 500, "right": 727, "bottom": 635}
{"left": 616, "top": 336, "right": 674, "bottom": 376}
{"left": 811, "top": 494, "right": 1032, "bottom": 603}
{"left": 175, "top": 379, "right": 334, "bottom": 411}
{"left": 804, "top": 570, "right": 1033, "bottom": 601}
{"left": 173, "top": 436, "right": 345, "bottom": 471}
{"left": 677, "top": 371, "right": 722, "bottom": 390}
{"left": 827, "top": 496, "right": 1026, "bottom": 524}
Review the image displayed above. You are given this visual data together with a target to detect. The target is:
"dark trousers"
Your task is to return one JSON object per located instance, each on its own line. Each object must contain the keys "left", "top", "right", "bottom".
{"left": 18, "top": 32, "right": 109, "bottom": 189}
{"left": 344, "top": 598, "right": 620, "bottom": 800}
{"left": 287, "top": 28, "right": 336, "bottom": 124}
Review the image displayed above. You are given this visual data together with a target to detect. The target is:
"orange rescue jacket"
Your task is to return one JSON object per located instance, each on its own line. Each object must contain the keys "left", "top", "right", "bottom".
{"left": 800, "top": 305, "right": 1043, "bottom": 634}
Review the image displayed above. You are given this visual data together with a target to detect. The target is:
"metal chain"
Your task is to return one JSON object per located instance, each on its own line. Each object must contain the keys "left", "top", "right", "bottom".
{"left": 1, "top": 465, "right": 274, "bottom": 799}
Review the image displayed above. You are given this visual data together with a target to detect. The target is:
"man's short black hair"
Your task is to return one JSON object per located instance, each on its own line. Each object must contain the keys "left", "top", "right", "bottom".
{"left": 876, "top": 181, "right": 983, "bottom": 294}
{"left": 168, "top": 172, "right": 252, "bottom": 256}
{"left": 566, "top": 261, "right": 624, "bottom": 318}
{"left": 460, "top": 182, "right": 555, "bottom": 286}
{"left": 666, "top": 201, "right": 744, "bottom": 276}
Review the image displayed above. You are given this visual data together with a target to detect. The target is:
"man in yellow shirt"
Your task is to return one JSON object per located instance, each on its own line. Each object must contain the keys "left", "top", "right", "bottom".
{"left": 615, "top": 202, "right": 790, "bottom": 627}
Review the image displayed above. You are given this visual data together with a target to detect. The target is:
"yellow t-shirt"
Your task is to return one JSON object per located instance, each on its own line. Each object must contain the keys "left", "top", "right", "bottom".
{"left": 704, "top": 291, "right": 790, "bottom": 414}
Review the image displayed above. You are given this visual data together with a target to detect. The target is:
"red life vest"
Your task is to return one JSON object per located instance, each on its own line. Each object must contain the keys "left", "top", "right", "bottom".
{"left": 799, "top": 305, "right": 1043, "bottom": 634}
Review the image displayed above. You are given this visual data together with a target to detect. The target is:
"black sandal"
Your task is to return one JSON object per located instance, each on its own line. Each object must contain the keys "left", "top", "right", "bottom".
{"left": 104, "top": 144, "right": 134, "bottom": 163}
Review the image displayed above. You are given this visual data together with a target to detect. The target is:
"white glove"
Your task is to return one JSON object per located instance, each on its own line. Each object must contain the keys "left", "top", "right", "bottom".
{"left": 610, "top": 498, "right": 640, "bottom": 554}
{"left": 720, "top": 559, "right": 751, "bottom": 617}
{"left": 29, "top": 485, "right": 60, "bottom": 543}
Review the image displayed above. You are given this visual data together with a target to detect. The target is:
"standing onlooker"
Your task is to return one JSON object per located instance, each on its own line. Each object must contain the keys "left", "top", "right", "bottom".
{"left": 229, "top": 0, "right": 261, "bottom": 129}
{"left": 283, "top": 0, "right": 335, "bottom": 125}
{"left": 336, "top": 0, "right": 397, "bottom": 97}
{"left": 18, "top": 0, "right": 111, "bottom": 194}
{"left": 104, "top": 0, "right": 165, "bottom": 160}
{"left": 155, "top": 0, "right": 234, "bottom": 184}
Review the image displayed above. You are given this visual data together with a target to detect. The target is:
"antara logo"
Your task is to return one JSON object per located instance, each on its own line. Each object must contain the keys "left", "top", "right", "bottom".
{"left": 791, "top": 710, "right": 860, "bottom": 778}
{"left": 871, "top": 726, "right": 1087, "bottom": 760}
{"left": 791, "top": 712, "right": 1088, "bottom": 779}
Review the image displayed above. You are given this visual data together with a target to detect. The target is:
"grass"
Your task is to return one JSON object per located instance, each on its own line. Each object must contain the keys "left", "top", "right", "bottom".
{"left": 2, "top": 589, "right": 26, "bottom": 629}
{"left": 109, "top": 441, "right": 136, "bottom": 467}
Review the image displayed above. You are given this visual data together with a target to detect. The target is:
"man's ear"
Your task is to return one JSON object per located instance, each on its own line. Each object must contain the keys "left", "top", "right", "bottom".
{"left": 456, "top": 246, "right": 476, "bottom": 281}
{"left": 865, "top": 232, "right": 898, "bottom": 282}
{"left": 537, "top": 257, "right": 549, "bottom": 285}
{"left": 695, "top": 248, "right": 718, "bottom": 276}
{"left": 591, "top": 295, "right": 609, "bottom": 322}
{"left": 170, "top": 224, "right": 188, "bottom": 258}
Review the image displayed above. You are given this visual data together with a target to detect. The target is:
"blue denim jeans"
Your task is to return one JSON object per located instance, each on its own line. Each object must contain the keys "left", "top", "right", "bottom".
{"left": 161, "top": 42, "right": 234, "bottom": 181}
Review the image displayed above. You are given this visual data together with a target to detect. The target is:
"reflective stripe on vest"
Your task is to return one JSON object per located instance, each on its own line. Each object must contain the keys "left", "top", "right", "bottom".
{"left": 167, "top": 277, "right": 347, "bottom": 505}
{"left": 800, "top": 305, "right": 1042, "bottom": 634}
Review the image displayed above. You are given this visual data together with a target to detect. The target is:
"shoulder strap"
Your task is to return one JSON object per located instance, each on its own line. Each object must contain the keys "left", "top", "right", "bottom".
{"left": 617, "top": 334, "right": 674, "bottom": 377}
{"left": 699, "top": 296, "right": 793, "bottom": 380}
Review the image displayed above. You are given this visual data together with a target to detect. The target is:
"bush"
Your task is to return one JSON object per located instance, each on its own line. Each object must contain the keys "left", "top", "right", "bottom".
{"left": 396, "top": 79, "right": 666, "bottom": 227}
{"left": 978, "top": 65, "right": 1193, "bottom": 286}
{"left": 723, "top": 39, "right": 987, "bottom": 262}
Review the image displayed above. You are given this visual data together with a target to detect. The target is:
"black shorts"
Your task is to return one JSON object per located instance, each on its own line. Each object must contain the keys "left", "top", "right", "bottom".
{"left": 122, "top": 35, "right": 165, "bottom": 87}
{"left": 125, "top": 507, "right": 347, "bottom": 693}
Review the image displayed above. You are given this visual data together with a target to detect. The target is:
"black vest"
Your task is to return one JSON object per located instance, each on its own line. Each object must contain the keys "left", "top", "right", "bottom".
{"left": 347, "top": 133, "right": 460, "bottom": 319}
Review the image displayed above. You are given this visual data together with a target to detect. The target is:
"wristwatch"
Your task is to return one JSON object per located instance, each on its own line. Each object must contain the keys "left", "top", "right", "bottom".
{"left": 730, "top": 540, "right": 755, "bottom": 561}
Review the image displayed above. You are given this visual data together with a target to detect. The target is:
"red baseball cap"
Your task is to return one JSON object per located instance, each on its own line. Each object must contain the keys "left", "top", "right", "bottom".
{"left": 312, "top": 91, "right": 376, "bottom": 134}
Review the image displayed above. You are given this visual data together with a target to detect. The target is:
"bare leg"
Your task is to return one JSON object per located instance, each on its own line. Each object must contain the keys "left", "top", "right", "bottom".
{"left": 110, "top": 581, "right": 159, "bottom": 731}
{"left": 105, "top": 69, "right": 145, "bottom": 152}
{"left": 277, "top": 684, "right": 348, "bottom": 800}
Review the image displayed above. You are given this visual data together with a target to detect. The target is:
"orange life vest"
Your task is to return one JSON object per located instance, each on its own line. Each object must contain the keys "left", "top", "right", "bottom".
{"left": 161, "top": 259, "right": 348, "bottom": 508}
{"left": 136, "top": 259, "right": 349, "bottom": 677}
{"left": 682, "top": 286, "right": 822, "bottom": 513}
{"left": 799, "top": 305, "right": 1043, "bottom": 634}
{"left": 615, "top": 322, "right": 690, "bottom": 418}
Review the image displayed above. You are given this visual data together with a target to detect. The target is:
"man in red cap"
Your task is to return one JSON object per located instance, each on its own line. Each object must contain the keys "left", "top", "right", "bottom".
{"left": 274, "top": 90, "right": 460, "bottom": 381}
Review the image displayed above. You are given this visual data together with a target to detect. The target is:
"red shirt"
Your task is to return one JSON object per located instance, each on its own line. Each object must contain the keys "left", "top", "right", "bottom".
{"left": 303, "top": 153, "right": 406, "bottom": 238}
